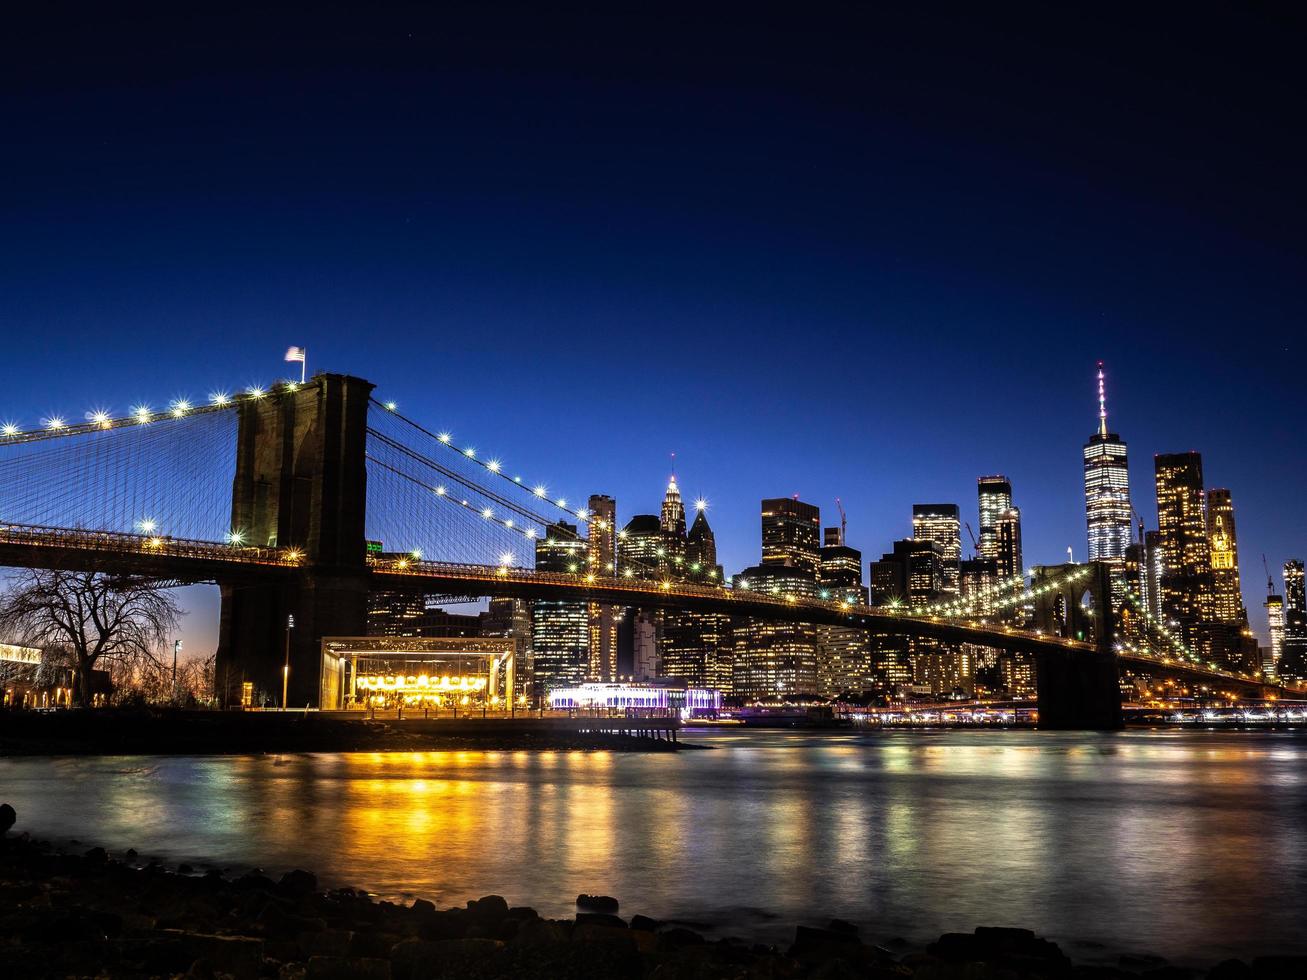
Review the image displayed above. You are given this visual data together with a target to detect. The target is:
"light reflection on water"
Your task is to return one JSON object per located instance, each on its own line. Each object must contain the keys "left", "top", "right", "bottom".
{"left": 4, "top": 730, "right": 1305, "bottom": 963}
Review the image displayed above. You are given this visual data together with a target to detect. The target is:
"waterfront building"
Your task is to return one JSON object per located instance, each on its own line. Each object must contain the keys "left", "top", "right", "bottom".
{"left": 912, "top": 503, "right": 961, "bottom": 596}
{"left": 977, "top": 476, "right": 1012, "bottom": 561}
{"left": 481, "top": 596, "right": 534, "bottom": 703}
{"left": 1280, "top": 559, "right": 1307, "bottom": 683}
{"left": 587, "top": 494, "right": 619, "bottom": 681}
{"left": 663, "top": 503, "right": 732, "bottom": 691}
{"left": 731, "top": 563, "right": 819, "bottom": 698}
{"left": 531, "top": 521, "right": 589, "bottom": 695}
{"left": 815, "top": 625, "right": 872, "bottom": 698}
{"left": 1083, "top": 364, "right": 1133, "bottom": 578}
{"left": 760, "top": 497, "right": 821, "bottom": 575}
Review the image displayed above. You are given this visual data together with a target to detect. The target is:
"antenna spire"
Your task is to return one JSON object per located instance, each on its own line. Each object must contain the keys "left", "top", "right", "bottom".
{"left": 1097, "top": 361, "right": 1108, "bottom": 437}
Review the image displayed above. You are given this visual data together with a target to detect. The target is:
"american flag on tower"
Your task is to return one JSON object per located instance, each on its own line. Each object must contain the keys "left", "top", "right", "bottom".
{"left": 284, "top": 346, "right": 306, "bottom": 382}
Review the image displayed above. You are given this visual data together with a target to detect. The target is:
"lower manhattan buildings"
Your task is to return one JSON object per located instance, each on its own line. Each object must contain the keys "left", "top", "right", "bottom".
{"left": 360, "top": 368, "right": 1292, "bottom": 708}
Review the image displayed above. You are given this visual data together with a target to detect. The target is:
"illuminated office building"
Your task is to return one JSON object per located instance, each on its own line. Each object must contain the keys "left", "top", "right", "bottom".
{"left": 912, "top": 504, "right": 961, "bottom": 596}
{"left": 1265, "top": 592, "right": 1285, "bottom": 679}
{"left": 1154, "top": 452, "right": 1211, "bottom": 641}
{"left": 819, "top": 534, "right": 866, "bottom": 604}
{"left": 760, "top": 497, "right": 821, "bottom": 575}
{"left": 731, "top": 563, "right": 818, "bottom": 698}
{"left": 870, "top": 539, "right": 943, "bottom": 607}
{"left": 1143, "top": 530, "right": 1165, "bottom": 621}
{"left": 995, "top": 507, "right": 1023, "bottom": 580}
{"left": 1083, "top": 364, "right": 1133, "bottom": 577}
{"left": 1280, "top": 559, "right": 1307, "bottom": 683}
{"left": 977, "top": 476, "right": 1012, "bottom": 561}
{"left": 960, "top": 558, "right": 998, "bottom": 614}
{"left": 1205, "top": 488, "right": 1246, "bottom": 624}
{"left": 686, "top": 502, "right": 724, "bottom": 583}
{"left": 619, "top": 514, "right": 668, "bottom": 577}
{"left": 663, "top": 503, "right": 732, "bottom": 691}
{"left": 531, "top": 521, "right": 589, "bottom": 695}
{"left": 587, "top": 494, "right": 619, "bottom": 681}
{"left": 661, "top": 474, "right": 686, "bottom": 537}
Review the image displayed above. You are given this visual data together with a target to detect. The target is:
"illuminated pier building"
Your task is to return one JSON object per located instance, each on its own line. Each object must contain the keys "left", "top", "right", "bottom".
{"left": 531, "top": 521, "right": 589, "bottom": 695}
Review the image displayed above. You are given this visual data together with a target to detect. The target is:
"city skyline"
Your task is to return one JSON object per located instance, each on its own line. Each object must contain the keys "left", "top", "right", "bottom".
{"left": 3, "top": 6, "right": 1303, "bottom": 657}
{"left": 1, "top": 359, "right": 1299, "bottom": 656}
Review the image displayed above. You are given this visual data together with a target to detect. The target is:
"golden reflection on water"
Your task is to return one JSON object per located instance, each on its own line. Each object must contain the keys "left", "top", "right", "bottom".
{"left": 4, "top": 732, "right": 1306, "bottom": 960}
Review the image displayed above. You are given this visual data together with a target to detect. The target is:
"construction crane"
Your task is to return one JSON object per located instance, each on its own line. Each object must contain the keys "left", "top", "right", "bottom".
{"left": 964, "top": 521, "right": 981, "bottom": 558}
{"left": 835, "top": 498, "right": 847, "bottom": 546}
{"left": 1264, "top": 554, "right": 1275, "bottom": 595}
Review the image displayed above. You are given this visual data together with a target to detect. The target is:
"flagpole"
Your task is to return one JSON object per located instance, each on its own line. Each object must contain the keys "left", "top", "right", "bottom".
{"left": 301, "top": 349, "right": 306, "bottom": 384}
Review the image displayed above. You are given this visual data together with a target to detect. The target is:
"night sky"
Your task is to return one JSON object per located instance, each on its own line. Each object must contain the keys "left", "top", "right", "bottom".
{"left": 3, "top": 4, "right": 1304, "bottom": 653}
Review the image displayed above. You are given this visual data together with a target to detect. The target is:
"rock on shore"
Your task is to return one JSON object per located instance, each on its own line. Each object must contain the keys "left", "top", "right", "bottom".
{"left": 2, "top": 807, "right": 1304, "bottom": 979}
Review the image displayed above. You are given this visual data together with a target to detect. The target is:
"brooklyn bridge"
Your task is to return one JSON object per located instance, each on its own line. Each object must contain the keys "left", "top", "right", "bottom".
{"left": 2, "top": 373, "right": 1297, "bottom": 728}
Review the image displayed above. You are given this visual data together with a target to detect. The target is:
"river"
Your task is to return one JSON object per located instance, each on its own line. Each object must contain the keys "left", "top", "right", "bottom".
{"left": 3, "top": 729, "right": 1304, "bottom": 964}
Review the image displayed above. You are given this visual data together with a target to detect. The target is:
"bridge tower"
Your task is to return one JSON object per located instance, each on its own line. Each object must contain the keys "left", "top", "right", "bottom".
{"left": 1030, "top": 561, "right": 1123, "bottom": 729}
{"left": 216, "top": 374, "right": 374, "bottom": 707}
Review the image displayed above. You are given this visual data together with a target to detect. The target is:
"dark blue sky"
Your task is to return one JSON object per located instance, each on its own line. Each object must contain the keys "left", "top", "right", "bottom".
{"left": 3, "top": 4, "right": 1304, "bottom": 651}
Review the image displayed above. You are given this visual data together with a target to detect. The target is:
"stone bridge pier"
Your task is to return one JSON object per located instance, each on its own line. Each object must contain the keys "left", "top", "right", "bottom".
{"left": 215, "top": 375, "right": 373, "bottom": 707}
{"left": 1030, "top": 561, "right": 1124, "bottom": 730}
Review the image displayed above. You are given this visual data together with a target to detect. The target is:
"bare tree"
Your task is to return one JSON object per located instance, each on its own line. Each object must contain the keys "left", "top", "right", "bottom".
{"left": 0, "top": 569, "right": 183, "bottom": 707}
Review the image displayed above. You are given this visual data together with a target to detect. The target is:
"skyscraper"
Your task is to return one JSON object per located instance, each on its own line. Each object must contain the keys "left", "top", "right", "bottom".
{"left": 619, "top": 515, "right": 669, "bottom": 578}
{"left": 587, "top": 494, "right": 619, "bottom": 681}
{"left": 686, "top": 501, "right": 723, "bottom": 583}
{"left": 1154, "top": 452, "right": 1211, "bottom": 641}
{"left": 1204, "top": 488, "right": 1246, "bottom": 624}
{"left": 760, "top": 497, "right": 821, "bottom": 575}
{"left": 1280, "top": 559, "right": 1307, "bottom": 683}
{"left": 660, "top": 474, "right": 686, "bottom": 537}
{"left": 996, "top": 507, "right": 1023, "bottom": 580}
{"left": 977, "top": 476, "right": 1012, "bottom": 561}
{"left": 1083, "top": 363, "right": 1132, "bottom": 575}
{"left": 732, "top": 563, "right": 818, "bottom": 698}
{"left": 1265, "top": 591, "right": 1285, "bottom": 679}
{"left": 531, "top": 521, "right": 589, "bottom": 695}
{"left": 912, "top": 504, "right": 961, "bottom": 596}
{"left": 663, "top": 502, "right": 732, "bottom": 690}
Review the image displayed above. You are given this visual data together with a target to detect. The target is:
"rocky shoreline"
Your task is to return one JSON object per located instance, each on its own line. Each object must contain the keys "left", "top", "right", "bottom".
{"left": 1, "top": 805, "right": 1303, "bottom": 979}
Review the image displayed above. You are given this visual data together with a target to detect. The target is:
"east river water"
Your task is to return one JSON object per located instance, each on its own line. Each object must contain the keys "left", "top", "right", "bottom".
{"left": 4, "top": 729, "right": 1305, "bottom": 964}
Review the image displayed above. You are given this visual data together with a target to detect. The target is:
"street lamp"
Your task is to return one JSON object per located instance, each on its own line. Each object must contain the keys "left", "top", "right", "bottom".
{"left": 172, "top": 639, "right": 182, "bottom": 705}
{"left": 283, "top": 614, "right": 295, "bottom": 710}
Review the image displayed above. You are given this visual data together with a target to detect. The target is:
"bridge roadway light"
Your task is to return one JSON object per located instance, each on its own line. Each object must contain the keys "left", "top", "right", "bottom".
{"left": 1, "top": 423, "right": 18, "bottom": 437}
